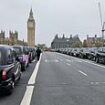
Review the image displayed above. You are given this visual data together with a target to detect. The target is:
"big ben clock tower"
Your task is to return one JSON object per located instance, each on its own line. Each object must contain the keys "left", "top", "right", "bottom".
{"left": 27, "top": 8, "right": 35, "bottom": 47}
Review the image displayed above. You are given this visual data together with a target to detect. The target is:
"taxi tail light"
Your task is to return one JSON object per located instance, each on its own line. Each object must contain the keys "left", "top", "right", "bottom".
{"left": 2, "top": 70, "right": 7, "bottom": 80}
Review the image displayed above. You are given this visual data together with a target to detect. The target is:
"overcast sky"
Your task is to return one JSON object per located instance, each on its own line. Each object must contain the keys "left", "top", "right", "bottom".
{"left": 0, "top": 0, "right": 105, "bottom": 47}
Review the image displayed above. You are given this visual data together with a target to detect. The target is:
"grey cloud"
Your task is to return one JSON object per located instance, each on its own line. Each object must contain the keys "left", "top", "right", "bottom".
{"left": 0, "top": 0, "right": 105, "bottom": 46}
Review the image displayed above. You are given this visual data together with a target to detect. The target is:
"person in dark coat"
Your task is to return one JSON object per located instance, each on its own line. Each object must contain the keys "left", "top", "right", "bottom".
{"left": 36, "top": 47, "right": 41, "bottom": 61}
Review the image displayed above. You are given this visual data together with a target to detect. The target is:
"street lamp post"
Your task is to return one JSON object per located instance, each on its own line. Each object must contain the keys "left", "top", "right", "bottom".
{"left": 97, "top": 1, "right": 105, "bottom": 47}
{"left": 102, "top": 22, "right": 105, "bottom": 47}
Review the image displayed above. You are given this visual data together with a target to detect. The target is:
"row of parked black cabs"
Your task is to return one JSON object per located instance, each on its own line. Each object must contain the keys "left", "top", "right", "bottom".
{"left": 55, "top": 47, "right": 105, "bottom": 64}
{"left": 0, "top": 45, "right": 36, "bottom": 95}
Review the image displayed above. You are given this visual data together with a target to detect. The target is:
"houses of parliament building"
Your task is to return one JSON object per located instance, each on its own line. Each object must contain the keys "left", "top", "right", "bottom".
{"left": 0, "top": 30, "right": 27, "bottom": 46}
{"left": 0, "top": 8, "right": 35, "bottom": 47}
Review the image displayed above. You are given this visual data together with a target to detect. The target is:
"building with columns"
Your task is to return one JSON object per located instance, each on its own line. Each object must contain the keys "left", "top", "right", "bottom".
{"left": 27, "top": 8, "right": 35, "bottom": 47}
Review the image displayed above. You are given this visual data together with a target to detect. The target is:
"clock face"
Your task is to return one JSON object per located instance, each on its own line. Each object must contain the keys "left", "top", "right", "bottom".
{"left": 28, "top": 22, "right": 33, "bottom": 28}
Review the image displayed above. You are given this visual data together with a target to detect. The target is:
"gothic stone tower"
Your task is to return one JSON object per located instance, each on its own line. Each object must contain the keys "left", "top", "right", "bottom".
{"left": 27, "top": 8, "right": 35, "bottom": 47}
{"left": 0, "top": 31, "right": 5, "bottom": 44}
{"left": 9, "top": 31, "right": 18, "bottom": 45}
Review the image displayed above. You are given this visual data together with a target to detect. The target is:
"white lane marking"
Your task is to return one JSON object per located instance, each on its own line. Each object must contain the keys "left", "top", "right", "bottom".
{"left": 90, "top": 82, "right": 94, "bottom": 85}
{"left": 45, "top": 59, "right": 59, "bottom": 63}
{"left": 55, "top": 59, "right": 59, "bottom": 62}
{"left": 28, "top": 53, "right": 42, "bottom": 85}
{"left": 66, "top": 59, "right": 72, "bottom": 62}
{"left": 90, "top": 82, "right": 100, "bottom": 85}
{"left": 75, "top": 60, "right": 82, "bottom": 62}
{"left": 20, "top": 53, "right": 42, "bottom": 105}
{"left": 20, "top": 86, "right": 34, "bottom": 105}
{"left": 94, "top": 82, "right": 99, "bottom": 85}
{"left": 66, "top": 63, "right": 71, "bottom": 66}
{"left": 45, "top": 59, "right": 48, "bottom": 63}
{"left": 32, "top": 59, "right": 36, "bottom": 63}
{"left": 66, "top": 59, "right": 82, "bottom": 63}
{"left": 78, "top": 70, "right": 88, "bottom": 76}
{"left": 90, "top": 82, "right": 105, "bottom": 85}
{"left": 83, "top": 60, "right": 105, "bottom": 69}
{"left": 70, "top": 56, "right": 105, "bottom": 69}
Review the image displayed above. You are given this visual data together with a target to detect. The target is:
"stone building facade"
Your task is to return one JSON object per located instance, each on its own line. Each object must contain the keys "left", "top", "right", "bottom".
{"left": 27, "top": 8, "right": 35, "bottom": 47}
{"left": 9, "top": 31, "right": 18, "bottom": 45}
{"left": 0, "top": 30, "right": 27, "bottom": 46}
{"left": 83, "top": 35, "right": 104, "bottom": 47}
{"left": 51, "top": 34, "right": 82, "bottom": 49}
{"left": 0, "top": 31, "right": 5, "bottom": 44}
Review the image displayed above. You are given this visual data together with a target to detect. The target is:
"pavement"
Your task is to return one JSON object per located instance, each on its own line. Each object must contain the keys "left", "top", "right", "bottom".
{"left": 1, "top": 52, "right": 105, "bottom": 105}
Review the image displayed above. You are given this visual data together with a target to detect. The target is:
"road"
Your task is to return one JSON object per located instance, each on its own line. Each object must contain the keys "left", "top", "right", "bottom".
{"left": 1, "top": 52, "right": 105, "bottom": 105}
{"left": 0, "top": 59, "right": 37, "bottom": 105}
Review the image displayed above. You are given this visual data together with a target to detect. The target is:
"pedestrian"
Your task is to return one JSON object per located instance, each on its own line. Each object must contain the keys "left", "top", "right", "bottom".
{"left": 36, "top": 47, "right": 41, "bottom": 61}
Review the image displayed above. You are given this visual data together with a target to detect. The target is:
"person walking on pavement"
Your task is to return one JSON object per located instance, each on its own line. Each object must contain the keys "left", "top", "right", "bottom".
{"left": 36, "top": 47, "right": 41, "bottom": 61}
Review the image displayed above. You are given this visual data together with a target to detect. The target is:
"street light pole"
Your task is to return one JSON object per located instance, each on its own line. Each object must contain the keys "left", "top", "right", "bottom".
{"left": 98, "top": 1, "right": 103, "bottom": 27}
{"left": 102, "top": 22, "right": 105, "bottom": 46}
{"left": 97, "top": 1, "right": 104, "bottom": 46}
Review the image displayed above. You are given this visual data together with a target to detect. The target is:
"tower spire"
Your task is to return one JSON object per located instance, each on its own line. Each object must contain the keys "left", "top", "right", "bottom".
{"left": 29, "top": 8, "right": 34, "bottom": 19}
